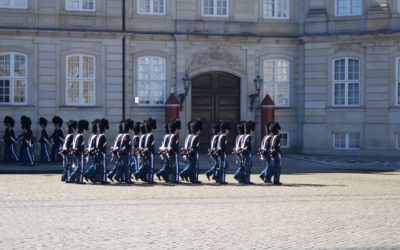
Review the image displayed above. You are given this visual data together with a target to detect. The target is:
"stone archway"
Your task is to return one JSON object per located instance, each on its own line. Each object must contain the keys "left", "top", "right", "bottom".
{"left": 191, "top": 71, "right": 241, "bottom": 153}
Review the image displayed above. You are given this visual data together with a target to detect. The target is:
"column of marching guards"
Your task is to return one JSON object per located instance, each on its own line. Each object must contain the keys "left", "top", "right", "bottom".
{"left": 1, "top": 115, "right": 283, "bottom": 185}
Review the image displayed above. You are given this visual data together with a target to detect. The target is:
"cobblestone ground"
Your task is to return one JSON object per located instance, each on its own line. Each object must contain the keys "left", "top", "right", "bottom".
{"left": 0, "top": 172, "right": 399, "bottom": 250}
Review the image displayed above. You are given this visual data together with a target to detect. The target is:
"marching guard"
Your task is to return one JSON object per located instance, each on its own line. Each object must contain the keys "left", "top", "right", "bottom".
{"left": 19, "top": 116, "right": 35, "bottom": 166}
{"left": 61, "top": 120, "right": 76, "bottom": 182}
{"left": 215, "top": 120, "right": 231, "bottom": 184}
{"left": 135, "top": 118, "right": 156, "bottom": 184}
{"left": 259, "top": 122, "right": 273, "bottom": 183}
{"left": 95, "top": 119, "right": 110, "bottom": 184}
{"left": 156, "top": 121, "right": 171, "bottom": 182}
{"left": 130, "top": 122, "right": 141, "bottom": 175}
{"left": 233, "top": 121, "right": 246, "bottom": 183}
{"left": 168, "top": 119, "right": 181, "bottom": 183}
{"left": 134, "top": 121, "right": 148, "bottom": 182}
{"left": 107, "top": 120, "right": 126, "bottom": 182}
{"left": 180, "top": 119, "right": 202, "bottom": 184}
{"left": 2, "top": 116, "right": 19, "bottom": 162}
{"left": 39, "top": 117, "right": 51, "bottom": 163}
{"left": 50, "top": 116, "right": 64, "bottom": 162}
{"left": 270, "top": 122, "right": 282, "bottom": 185}
{"left": 205, "top": 122, "right": 221, "bottom": 181}
{"left": 116, "top": 119, "right": 134, "bottom": 184}
{"left": 83, "top": 119, "right": 100, "bottom": 183}
{"left": 69, "top": 120, "right": 89, "bottom": 184}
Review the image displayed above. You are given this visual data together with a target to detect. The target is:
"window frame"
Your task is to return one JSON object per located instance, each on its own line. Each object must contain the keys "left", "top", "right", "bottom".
{"left": 65, "top": 54, "right": 96, "bottom": 106}
{"left": 136, "top": 56, "right": 167, "bottom": 106}
{"left": 332, "top": 57, "right": 361, "bottom": 107}
{"left": 201, "top": 0, "right": 229, "bottom": 17}
{"left": 0, "top": 52, "right": 28, "bottom": 105}
{"left": 65, "top": 0, "right": 96, "bottom": 11}
{"left": 262, "top": 59, "right": 290, "bottom": 107}
{"left": 0, "top": 0, "right": 27, "bottom": 9}
{"left": 279, "top": 132, "right": 290, "bottom": 148}
{"left": 395, "top": 57, "right": 400, "bottom": 106}
{"left": 137, "top": 0, "right": 166, "bottom": 15}
{"left": 333, "top": 132, "right": 361, "bottom": 150}
{"left": 263, "top": 0, "right": 289, "bottom": 19}
{"left": 335, "top": 0, "right": 362, "bottom": 17}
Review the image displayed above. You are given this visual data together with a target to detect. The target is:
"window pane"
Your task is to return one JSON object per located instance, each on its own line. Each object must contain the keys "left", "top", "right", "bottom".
{"left": 275, "top": 83, "right": 289, "bottom": 106}
{"left": 68, "top": 56, "right": 80, "bottom": 78}
{"left": 13, "top": 0, "right": 26, "bottom": 7}
{"left": 334, "top": 133, "right": 346, "bottom": 148}
{"left": 348, "top": 82, "right": 359, "bottom": 105}
{"left": 138, "top": 81, "right": 150, "bottom": 104}
{"left": 152, "top": 81, "right": 164, "bottom": 104}
{"left": 0, "top": 79, "right": 10, "bottom": 103}
{"left": 203, "top": 0, "right": 214, "bottom": 15}
{"left": 82, "top": 56, "right": 95, "bottom": 79}
{"left": 153, "top": 0, "right": 164, "bottom": 13}
{"left": 348, "top": 132, "right": 360, "bottom": 149}
{"left": 334, "top": 83, "right": 345, "bottom": 105}
{"left": 13, "top": 79, "right": 26, "bottom": 103}
{"left": 14, "top": 54, "right": 26, "bottom": 77}
{"left": 263, "top": 60, "right": 274, "bottom": 81}
{"left": 334, "top": 59, "right": 345, "bottom": 80}
{"left": 67, "top": 80, "right": 79, "bottom": 104}
{"left": 348, "top": 59, "right": 359, "bottom": 80}
{"left": 279, "top": 132, "right": 289, "bottom": 147}
{"left": 82, "top": 80, "right": 94, "bottom": 104}
{"left": 216, "top": 0, "right": 227, "bottom": 15}
{"left": 0, "top": 54, "right": 10, "bottom": 77}
{"left": 82, "top": 0, "right": 94, "bottom": 10}
{"left": 263, "top": 83, "right": 274, "bottom": 101}
{"left": 152, "top": 58, "right": 165, "bottom": 80}
{"left": 276, "top": 60, "right": 289, "bottom": 82}
{"left": 67, "top": 0, "right": 80, "bottom": 9}
{"left": 337, "top": 0, "right": 347, "bottom": 15}
{"left": 138, "top": 58, "right": 151, "bottom": 80}
{"left": 350, "top": 0, "right": 361, "bottom": 15}
{"left": 277, "top": 0, "right": 288, "bottom": 18}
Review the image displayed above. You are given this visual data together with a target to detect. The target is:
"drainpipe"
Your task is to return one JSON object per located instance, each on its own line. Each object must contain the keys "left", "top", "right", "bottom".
{"left": 122, "top": 0, "right": 126, "bottom": 120}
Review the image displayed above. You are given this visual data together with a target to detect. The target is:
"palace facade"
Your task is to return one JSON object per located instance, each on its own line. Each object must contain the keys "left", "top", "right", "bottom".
{"left": 1, "top": 0, "right": 400, "bottom": 156}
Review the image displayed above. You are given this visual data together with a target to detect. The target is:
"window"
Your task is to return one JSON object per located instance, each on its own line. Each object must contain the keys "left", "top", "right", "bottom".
{"left": 66, "top": 0, "right": 95, "bottom": 11}
{"left": 336, "top": 0, "right": 361, "bottom": 16}
{"left": 263, "top": 59, "right": 290, "bottom": 107}
{"left": 279, "top": 132, "right": 289, "bottom": 148}
{"left": 66, "top": 55, "right": 96, "bottom": 105}
{"left": 264, "top": 0, "right": 288, "bottom": 19}
{"left": 333, "top": 132, "right": 360, "bottom": 149}
{"left": 202, "top": 0, "right": 229, "bottom": 17}
{"left": 333, "top": 58, "right": 360, "bottom": 106}
{"left": 137, "top": 56, "right": 166, "bottom": 105}
{"left": 0, "top": 53, "right": 27, "bottom": 105}
{"left": 0, "top": 0, "right": 27, "bottom": 8}
{"left": 138, "top": 0, "right": 165, "bottom": 15}
{"left": 395, "top": 58, "right": 400, "bottom": 106}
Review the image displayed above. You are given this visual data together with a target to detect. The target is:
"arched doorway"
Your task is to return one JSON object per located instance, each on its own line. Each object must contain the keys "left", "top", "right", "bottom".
{"left": 191, "top": 71, "right": 241, "bottom": 153}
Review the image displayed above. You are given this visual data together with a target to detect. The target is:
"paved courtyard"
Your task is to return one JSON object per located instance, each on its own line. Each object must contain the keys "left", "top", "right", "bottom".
{"left": 0, "top": 170, "right": 399, "bottom": 249}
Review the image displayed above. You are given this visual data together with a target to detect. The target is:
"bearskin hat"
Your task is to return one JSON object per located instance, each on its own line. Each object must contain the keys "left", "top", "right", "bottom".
{"left": 190, "top": 118, "right": 202, "bottom": 133}
{"left": 67, "top": 120, "right": 77, "bottom": 131}
{"left": 237, "top": 121, "right": 246, "bottom": 135}
{"left": 270, "top": 122, "right": 281, "bottom": 135}
{"left": 125, "top": 119, "right": 134, "bottom": 132}
{"left": 169, "top": 119, "right": 181, "bottom": 133}
{"left": 245, "top": 121, "right": 255, "bottom": 133}
{"left": 99, "top": 118, "right": 109, "bottom": 131}
{"left": 21, "top": 116, "right": 32, "bottom": 129}
{"left": 133, "top": 122, "right": 141, "bottom": 135}
{"left": 146, "top": 118, "right": 157, "bottom": 131}
{"left": 39, "top": 117, "right": 48, "bottom": 127}
{"left": 212, "top": 122, "right": 221, "bottom": 135}
{"left": 219, "top": 119, "right": 231, "bottom": 132}
{"left": 52, "top": 116, "right": 63, "bottom": 126}
{"left": 78, "top": 120, "right": 89, "bottom": 132}
{"left": 187, "top": 120, "right": 193, "bottom": 134}
{"left": 3, "top": 116, "right": 15, "bottom": 127}
{"left": 140, "top": 121, "right": 148, "bottom": 134}
{"left": 118, "top": 119, "right": 125, "bottom": 133}
{"left": 91, "top": 119, "right": 100, "bottom": 134}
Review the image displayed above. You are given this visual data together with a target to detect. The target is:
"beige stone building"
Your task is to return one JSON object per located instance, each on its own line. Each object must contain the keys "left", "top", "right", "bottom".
{"left": 0, "top": 0, "right": 399, "bottom": 156}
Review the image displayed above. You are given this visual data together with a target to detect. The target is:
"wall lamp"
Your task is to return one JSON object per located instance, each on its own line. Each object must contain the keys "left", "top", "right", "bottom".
{"left": 248, "top": 75, "right": 263, "bottom": 112}
{"left": 179, "top": 73, "right": 191, "bottom": 111}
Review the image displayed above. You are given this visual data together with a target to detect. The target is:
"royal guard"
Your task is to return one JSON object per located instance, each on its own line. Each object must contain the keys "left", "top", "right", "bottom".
{"left": 2, "top": 116, "right": 19, "bottom": 162}
{"left": 61, "top": 120, "right": 77, "bottom": 182}
{"left": 215, "top": 119, "right": 231, "bottom": 184}
{"left": 69, "top": 120, "right": 89, "bottom": 184}
{"left": 50, "top": 116, "right": 64, "bottom": 162}
{"left": 38, "top": 117, "right": 51, "bottom": 163}
{"left": 134, "top": 121, "right": 148, "bottom": 182}
{"left": 180, "top": 119, "right": 202, "bottom": 184}
{"left": 83, "top": 119, "right": 100, "bottom": 183}
{"left": 130, "top": 122, "right": 141, "bottom": 175}
{"left": 270, "top": 122, "right": 282, "bottom": 185}
{"left": 144, "top": 118, "right": 157, "bottom": 183}
{"left": 242, "top": 121, "right": 255, "bottom": 184}
{"left": 115, "top": 119, "right": 133, "bottom": 184}
{"left": 107, "top": 120, "right": 126, "bottom": 182}
{"left": 95, "top": 118, "right": 110, "bottom": 184}
{"left": 259, "top": 122, "right": 273, "bottom": 183}
{"left": 167, "top": 119, "right": 181, "bottom": 183}
{"left": 156, "top": 120, "right": 171, "bottom": 182}
{"left": 205, "top": 122, "right": 221, "bottom": 181}
{"left": 19, "top": 116, "right": 35, "bottom": 166}
{"left": 233, "top": 121, "right": 246, "bottom": 183}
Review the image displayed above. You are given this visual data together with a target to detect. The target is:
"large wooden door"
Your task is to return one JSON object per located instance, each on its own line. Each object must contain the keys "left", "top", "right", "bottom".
{"left": 192, "top": 72, "right": 240, "bottom": 153}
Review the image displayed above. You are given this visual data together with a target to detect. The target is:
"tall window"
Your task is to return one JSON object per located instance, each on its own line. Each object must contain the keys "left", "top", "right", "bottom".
{"left": 0, "top": 53, "right": 27, "bottom": 105}
{"left": 333, "top": 58, "right": 360, "bottom": 106}
{"left": 264, "top": 0, "right": 288, "bottom": 19}
{"left": 0, "top": 0, "right": 27, "bottom": 8}
{"left": 138, "top": 0, "right": 165, "bottom": 15}
{"left": 336, "top": 0, "right": 361, "bottom": 16}
{"left": 202, "top": 0, "right": 229, "bottom": 17}
{"left": 263, "top": 59, "right": 289, "bottom": 107}
{"left": 137, "top": 56, "right": 166, "bottom": 105}
{"left": 333, "top": 132, "right": 360, "bottom": 149}
{"left": 66, "top": 55, "right": 96, "bottom": 106}
{"left": 66, "top": 0, "right": 95, "bottom": 11}
{"left": 395, "top": 57, "right": 400, "bottom": 106}
{"left": 280, "top": 132, "right": 289, "bottom": 148}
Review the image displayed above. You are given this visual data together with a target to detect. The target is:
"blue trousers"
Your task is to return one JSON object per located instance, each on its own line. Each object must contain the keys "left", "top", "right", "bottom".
{"left": 216, "top": 154, "right": 228, "bottom": 183}
{"left": 169, "top": 154, "right": 180, "bottom": 183}
{"left": 259, "top": 157, "right": 273, "bottom": 182}
{"left": 271, "top": 154, "right": 281, "bottom": 184}
{"left": 62, "top": 154, "right": 73, "bottom": 182}
{"left": 205, "top": 155, "right": 219, "bottom": 180}
{"left": 180, "top": 154, "right": 198, "bottom": 183}
{"left": 83, "top": 156, "right": 97, "bottom": 183}
{"left": 51, "top": 143, "right": 63, "bottom": 162}
{"left": 21, "top": 146, "right": 35, "bottom": 166}
{"left": 107, "top": 154, "right": 121, "bottom": 179}
{"left": 3, "top": 143, "right": 19, "bottom": 162}
{"left": 115, "top": 155, "right": 131, "bottom": 182}
{"left": 130, "top": 154, "right": 139, "bottom": 174}
{"left": 69, "top": 154, "right": 85, "bottom": 183}
{"left": 157, "top": 156, "right": 171, "bottom": 182}
{"left": 40, "top": 143, "right": 51, "bottom": 163}
{"left": 95, "top": 153, "right": 108, "bottom": 183}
